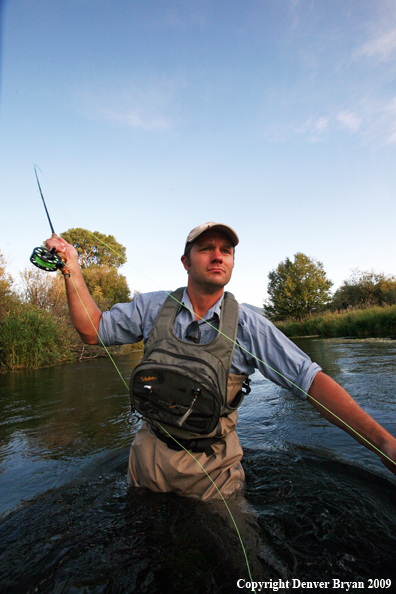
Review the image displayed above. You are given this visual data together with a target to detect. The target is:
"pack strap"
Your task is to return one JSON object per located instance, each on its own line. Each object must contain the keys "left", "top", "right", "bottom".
{"left": 145, "top": 287, "right": 239, "bottom": 378}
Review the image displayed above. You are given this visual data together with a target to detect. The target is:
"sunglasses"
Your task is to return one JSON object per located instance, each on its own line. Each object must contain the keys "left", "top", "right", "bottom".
{"left": 186, "top": 320, "right": 201, "bottom": 344}
{"left": 185, "top": 315, "right": 217, "bottom": 344}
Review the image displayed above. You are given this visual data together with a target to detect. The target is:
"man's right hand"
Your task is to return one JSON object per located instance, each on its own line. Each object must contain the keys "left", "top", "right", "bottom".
{"left": 45, "top": 236, "right": 79, "bottom": 270}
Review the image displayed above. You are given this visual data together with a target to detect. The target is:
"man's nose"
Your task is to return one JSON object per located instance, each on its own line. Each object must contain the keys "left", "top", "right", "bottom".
{"left": 211, "top": 248, "right": 223, "bottom": 261}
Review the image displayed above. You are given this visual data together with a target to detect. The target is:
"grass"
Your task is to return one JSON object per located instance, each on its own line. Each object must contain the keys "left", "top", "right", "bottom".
{"left": 0, "top": 306, "right": 144, "bottom": 372}
{"left": 274, "top": 304, "right": 396, "bottom": 338}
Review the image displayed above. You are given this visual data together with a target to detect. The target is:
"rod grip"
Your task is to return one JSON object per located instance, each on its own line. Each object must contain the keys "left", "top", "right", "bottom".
{"left": 51, "top": 233, "right": 70, "bottom": 277}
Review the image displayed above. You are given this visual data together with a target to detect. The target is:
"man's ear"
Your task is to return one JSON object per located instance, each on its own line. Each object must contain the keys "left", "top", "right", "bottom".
{"left": 181, "top": 255, "right": 190, "bottom": 272}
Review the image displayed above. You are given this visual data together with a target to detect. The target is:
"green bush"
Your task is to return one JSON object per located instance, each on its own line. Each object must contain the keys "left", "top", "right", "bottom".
{"left": 0, "top": 308, "right": 74, "bottom": 371}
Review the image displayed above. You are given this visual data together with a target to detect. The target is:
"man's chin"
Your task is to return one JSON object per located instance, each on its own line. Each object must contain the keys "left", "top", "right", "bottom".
{"left": 203, "top": 277, "right": 230, "bottom": 291}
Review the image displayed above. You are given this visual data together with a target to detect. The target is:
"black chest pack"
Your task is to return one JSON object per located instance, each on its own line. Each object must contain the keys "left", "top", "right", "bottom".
{"left": 129, "top": 288, "right": 247, "bottom": 438}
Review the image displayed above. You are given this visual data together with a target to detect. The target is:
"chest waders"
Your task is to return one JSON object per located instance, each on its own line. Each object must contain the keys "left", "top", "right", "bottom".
{"left": 129, "top": 288, "right": 250, "bottom": 454}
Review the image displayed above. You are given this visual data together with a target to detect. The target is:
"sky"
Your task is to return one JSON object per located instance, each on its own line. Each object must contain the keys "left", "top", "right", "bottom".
{"left": 0, "top": 0, "right": 395, "bottom": 307}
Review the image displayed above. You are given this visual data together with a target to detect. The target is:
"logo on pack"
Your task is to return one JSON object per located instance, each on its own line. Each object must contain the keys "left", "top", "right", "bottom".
{"left": 140, "top": 376, "right": 157, "bottom": 381}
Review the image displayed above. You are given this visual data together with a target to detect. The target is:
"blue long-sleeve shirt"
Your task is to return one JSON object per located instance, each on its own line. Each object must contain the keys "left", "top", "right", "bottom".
{"left": 98, "top": 288, "right": 321, "bottom": 399}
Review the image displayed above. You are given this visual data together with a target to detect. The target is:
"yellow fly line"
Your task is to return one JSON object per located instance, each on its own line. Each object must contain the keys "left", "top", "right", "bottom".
{"left": 41, "top": 215, "right": 394, "bottom": 593}
{"left": 33, "top": 169, "right": 393, "bottom": 590}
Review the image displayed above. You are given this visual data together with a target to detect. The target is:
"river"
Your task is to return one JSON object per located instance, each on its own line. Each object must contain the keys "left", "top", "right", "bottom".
{"left": 1, "top": 337, "right": 396, "bottom": 593}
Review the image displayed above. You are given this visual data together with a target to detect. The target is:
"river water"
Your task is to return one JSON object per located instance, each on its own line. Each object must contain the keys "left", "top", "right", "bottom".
{"left": 1, "top": 338, "right": 396, "bottom": 593}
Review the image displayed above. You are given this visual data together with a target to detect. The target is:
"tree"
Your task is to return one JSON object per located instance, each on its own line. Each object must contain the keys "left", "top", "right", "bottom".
{"left": 60, "top": 228, "right": 127, "bottom": 269}
{"left": 264, "top": 252, "right": 333, "bottom": 321}
{"left": 82, "top": 265, "right": 131, "bottom": 310}
{"left": 20, "top": 267, "right": 67, "bottom": 315}
{"left": 332, "top": 269, "right": 396, "bottom": 311}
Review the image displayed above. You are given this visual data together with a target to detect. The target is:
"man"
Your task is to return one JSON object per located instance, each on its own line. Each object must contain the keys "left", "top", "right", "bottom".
{"left": 47, "top": 222, "right": 396, "bottom": 500}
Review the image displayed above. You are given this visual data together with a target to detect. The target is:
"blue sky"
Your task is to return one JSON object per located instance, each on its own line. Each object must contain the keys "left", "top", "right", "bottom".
{"left": 1, "top": 0, "right": 395, "bottom": 307}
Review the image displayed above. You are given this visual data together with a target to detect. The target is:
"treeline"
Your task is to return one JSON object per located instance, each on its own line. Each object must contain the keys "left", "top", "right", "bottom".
{"left": 263, "top": 253, "right": 396, "bottom": 338}
{"left": 331, "top": 269, "right": 396, "bottom": 311}
{"left": 264, "top": 253, "right": 396, "bottom": 321}
{"left": 0, "top": 229, "right": 142, "bottom": 373}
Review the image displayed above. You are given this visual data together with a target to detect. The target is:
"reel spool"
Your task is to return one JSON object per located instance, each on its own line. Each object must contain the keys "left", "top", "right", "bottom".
{"left": 30, "top": 246, "right": 69, "bottom": 276}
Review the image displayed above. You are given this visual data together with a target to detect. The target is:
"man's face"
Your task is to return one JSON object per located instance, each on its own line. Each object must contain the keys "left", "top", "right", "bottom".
{"left": 181, "top": 230, "right": 234, "bottom": 292}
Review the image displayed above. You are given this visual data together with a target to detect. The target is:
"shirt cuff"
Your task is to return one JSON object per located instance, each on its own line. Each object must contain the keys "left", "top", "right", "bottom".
{"left": 291, "top": 363, "right": 322, "bottom": 399}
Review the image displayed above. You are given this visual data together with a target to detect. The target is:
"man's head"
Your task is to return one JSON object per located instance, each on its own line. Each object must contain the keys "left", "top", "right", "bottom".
{"left": 182, "top": 222, "right": 239, "bottom": 265}
{"left": 181, "top": 222, "right": 239, "bottom": 293}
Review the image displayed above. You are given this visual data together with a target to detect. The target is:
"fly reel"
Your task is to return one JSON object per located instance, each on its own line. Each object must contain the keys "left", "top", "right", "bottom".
{"left": 30, "top": 246, "right": 70, "bottom": 276}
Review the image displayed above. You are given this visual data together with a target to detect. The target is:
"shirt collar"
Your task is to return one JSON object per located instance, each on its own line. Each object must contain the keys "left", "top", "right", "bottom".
{"left": 181, "top": 287, "right": 224, "bottom": 322}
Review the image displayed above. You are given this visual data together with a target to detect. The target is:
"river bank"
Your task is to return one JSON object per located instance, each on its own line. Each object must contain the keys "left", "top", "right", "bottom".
{"left": 274, "top": 304, "right": 396, "bottom": 339}
{"left": 0, "top": 342, "right": 143, "bottom": 374}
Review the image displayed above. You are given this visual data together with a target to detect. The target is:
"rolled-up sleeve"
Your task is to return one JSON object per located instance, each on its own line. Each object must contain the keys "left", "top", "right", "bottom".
{"left": 237, "top": 307, "right": 321, "bottom": 399}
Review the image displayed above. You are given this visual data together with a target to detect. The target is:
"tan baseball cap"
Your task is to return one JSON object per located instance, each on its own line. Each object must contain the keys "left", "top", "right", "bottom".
{"left": 185, "top": 222, "right": 239, "bottom": 248}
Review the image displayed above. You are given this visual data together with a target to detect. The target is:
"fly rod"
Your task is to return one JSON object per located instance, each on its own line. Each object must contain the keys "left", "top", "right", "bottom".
{"left": 29, "top": 166, "right": 70, "bottom": 277}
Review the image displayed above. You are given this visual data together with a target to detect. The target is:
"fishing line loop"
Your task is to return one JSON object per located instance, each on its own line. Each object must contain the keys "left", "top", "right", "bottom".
{"left": 31, "top": 168, "right": 396, "bottom": 591}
